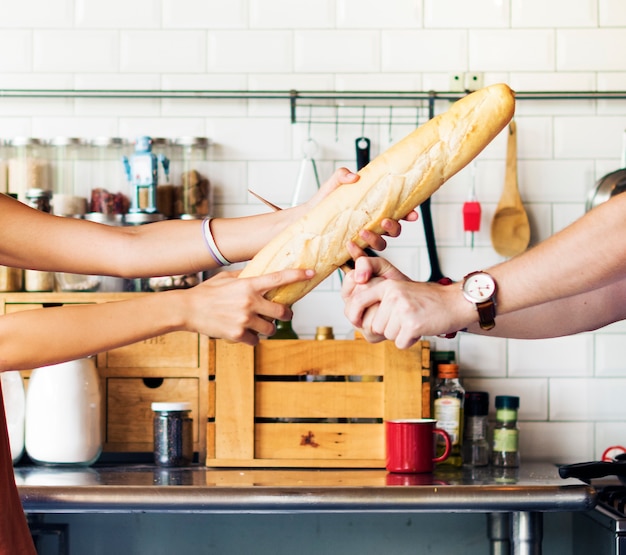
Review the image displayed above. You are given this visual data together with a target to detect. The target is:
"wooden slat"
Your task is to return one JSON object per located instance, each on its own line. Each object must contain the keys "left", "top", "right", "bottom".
{"left": 254, "top": 423, "right": 384, "bottom": 460}
{"left": 214, "top": 341, "right": 255, "bottom": 460}
{"left": 383, "top": 340, "right": 428, "bottom": 421}
{"left": 255, "top": 381, "right": 383, "bottom": 418}
{"left": 255, "top": 340, "right": 385, "bottom": 377}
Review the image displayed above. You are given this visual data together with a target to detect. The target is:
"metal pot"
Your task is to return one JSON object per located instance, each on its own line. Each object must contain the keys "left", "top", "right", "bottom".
{"left": 586, "top": 130, "right": 626, "bottom": 211}
{"left": 586, "top": 168, "right": 626, "bottom": 212}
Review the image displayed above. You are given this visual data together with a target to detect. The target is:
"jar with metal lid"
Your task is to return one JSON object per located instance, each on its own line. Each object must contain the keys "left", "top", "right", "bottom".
{"left": 491, "top": 395, "right": 520, "bottom": 468}
{"left": 24, "top": 189, "right": 54, "bottom": 292}
{"left": 172, "top": 137, "right": 211, "bottom": 219}
{"left": 151, "top": 402, "right": 193, "bottom": 467}
{"left": 462, "top": 391, "right": 489, "bottom": 467}
{"left": 8, "top": 137, "right": 49, "bottom": 202}
{"left": 88, "top": 137, "right": 131, "bottom": 215}
{"left": 315, "top": 326, "right": 335, "bottom": 340}
{"left": 49, "top": 137, "right": 88, "bottom": 216}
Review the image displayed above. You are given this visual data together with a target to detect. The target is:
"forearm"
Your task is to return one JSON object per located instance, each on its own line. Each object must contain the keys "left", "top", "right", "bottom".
{"left": 467, "top": 278, "right": 626, "bottom": 338}
{"left": 488, "top": 194, "right": 626, "bottom": 319}
{"left": 0, "top": 292, "right": 187, "bottom": 371}
{"left": 5, "top": 203, "right": 302, "bottom": 278}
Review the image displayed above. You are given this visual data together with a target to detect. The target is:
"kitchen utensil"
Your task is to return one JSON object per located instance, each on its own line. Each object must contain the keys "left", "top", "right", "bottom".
{"left": 463, "top": 160, "right": 481, "bottom": 249}
{"left": 421, "top": 196, "right": 445, "bottom": 282}
{"left": 292, "top": 138, "right": 320, "bottom": 207}
{"left": 356, "top": 136, "right": 371, "bottom": 171}
{"left": 559, "top": 453, "right": 626, "bottom": 484}
{"left": 490, "top": 120, "right": 530, "bottom": 258}
{"left": 586, "top": 129, "right": 626, "bottom": 212}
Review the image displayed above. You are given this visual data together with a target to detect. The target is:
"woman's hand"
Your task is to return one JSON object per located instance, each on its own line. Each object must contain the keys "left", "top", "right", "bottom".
{"left": 182, "top": 268, "right": 315, "bottom": 346}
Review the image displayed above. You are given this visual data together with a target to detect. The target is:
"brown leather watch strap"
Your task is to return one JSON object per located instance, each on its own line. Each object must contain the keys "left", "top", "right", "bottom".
{"left": 476, "top": 299, "right": 496, "bottom": 330}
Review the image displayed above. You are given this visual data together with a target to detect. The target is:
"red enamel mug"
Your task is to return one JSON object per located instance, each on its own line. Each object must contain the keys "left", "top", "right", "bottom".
{"left": 385, "top": 418, "right": 451, "bottom": 473}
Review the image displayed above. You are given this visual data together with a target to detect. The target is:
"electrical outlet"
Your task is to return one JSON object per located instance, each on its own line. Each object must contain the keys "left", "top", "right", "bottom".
{"left": 464, "top": 72, "right": 484, "bottom": 91}
{"left": 449, "top": 73, "right": 465, "bottom": 92}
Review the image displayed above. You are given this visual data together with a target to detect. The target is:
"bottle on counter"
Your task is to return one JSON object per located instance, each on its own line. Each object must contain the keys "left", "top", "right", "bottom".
{"left": 463, "top": 391, "right": 489, "bottom": 467}
{"left": 433, "top": 363, "right": 465, "bottom": 466}
{"left": 491, "top": 395, "right": 520, "bottom": 468}
{"left": 270, "top": 319, "right": 299, "bottom": 340}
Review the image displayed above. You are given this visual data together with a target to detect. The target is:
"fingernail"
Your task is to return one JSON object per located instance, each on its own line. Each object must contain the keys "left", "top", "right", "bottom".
{"left": 305, "top": 269, "right": 315, "bottom": 277}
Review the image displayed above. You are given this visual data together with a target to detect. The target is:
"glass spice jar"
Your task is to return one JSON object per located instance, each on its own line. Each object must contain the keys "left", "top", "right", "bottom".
{"left": 491, "top": 395, "right": 520, "bottom": 468}
{"left": 462, "top": 391, "right": 490, "bottom": 467}
{"left": 151, "top": 402, "right": 193, "bottom": 467}
{"left": 172, "top": 137, "right": 211, "bottom": 219}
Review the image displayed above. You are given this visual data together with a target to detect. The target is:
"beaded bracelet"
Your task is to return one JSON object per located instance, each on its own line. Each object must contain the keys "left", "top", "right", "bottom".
{"left": 201, "top": 217, "right": 231, "bottom": 267}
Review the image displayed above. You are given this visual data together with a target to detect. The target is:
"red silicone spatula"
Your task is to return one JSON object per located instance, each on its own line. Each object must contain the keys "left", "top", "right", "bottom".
{"left": 463, "top": 160, "right": 481, "bottom": 248}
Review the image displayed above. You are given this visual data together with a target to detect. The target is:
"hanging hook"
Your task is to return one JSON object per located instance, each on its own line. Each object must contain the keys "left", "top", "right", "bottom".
{"left": 335, "top": 106, "right": 339, "bottom": 142}
{"left": 388, "top": 106, "right": 393, "bottom": 143}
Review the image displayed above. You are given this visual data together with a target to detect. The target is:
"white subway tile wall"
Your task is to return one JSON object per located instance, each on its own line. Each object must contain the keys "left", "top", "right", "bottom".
{"left": 1, "top": 0, "right": 625, "bottom": 463}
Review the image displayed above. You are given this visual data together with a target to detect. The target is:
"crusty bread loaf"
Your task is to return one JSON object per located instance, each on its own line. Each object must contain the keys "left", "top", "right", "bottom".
{"left": 239, "top": 83, "right": 515, "bottom": 305}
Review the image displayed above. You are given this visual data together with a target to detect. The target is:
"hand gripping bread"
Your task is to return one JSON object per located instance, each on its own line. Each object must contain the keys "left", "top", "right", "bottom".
{"left": 239, "top": 83, "right": 515, "bottom": 305}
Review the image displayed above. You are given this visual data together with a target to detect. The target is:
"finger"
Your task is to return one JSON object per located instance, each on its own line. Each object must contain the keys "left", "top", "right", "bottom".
{"left": 251, "top": 268, "right": 315, "bottom": 295}
{"left": 379, "top": 218, "right": 402, "bottom": 238}
{"left": 401, "top": 210, "right": 419, "bottom": 222}
{"left": 346, "top": 240, "right": 368, "bottom": 261}
{"left": 358, "top": 228, "right": 387, "bottom": 251}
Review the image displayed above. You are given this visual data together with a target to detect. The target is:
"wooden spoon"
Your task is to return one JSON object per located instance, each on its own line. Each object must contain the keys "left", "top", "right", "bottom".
{"left": 490, "top": 120, "right": 530, "bottom": 257}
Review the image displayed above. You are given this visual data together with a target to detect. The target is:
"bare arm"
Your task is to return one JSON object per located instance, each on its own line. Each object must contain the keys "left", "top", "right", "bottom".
{"left": 342, "top": 193, "right": 626, "bottom": 346}
{"left": 0, "top": 268, "right": 314, "bottom": 371}
{"left": 1, "top": 168, "right": 407, "bottom": 278}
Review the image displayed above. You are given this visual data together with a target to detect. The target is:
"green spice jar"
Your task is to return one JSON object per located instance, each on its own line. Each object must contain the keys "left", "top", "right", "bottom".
{"left": 491, "top": 395, "right": 520, "bottom": 468}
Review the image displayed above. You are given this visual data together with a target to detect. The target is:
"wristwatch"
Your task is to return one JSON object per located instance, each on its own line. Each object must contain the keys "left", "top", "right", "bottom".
{"left": 462, "top": 271, "right": 497, "bottom": 330}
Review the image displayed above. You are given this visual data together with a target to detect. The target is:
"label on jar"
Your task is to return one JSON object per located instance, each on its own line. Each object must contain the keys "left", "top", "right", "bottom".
{"left": 434, "top": 397, "right": 461, "bottom": 445}
{"left": 493, "top": 428, "right": 519, "bottom": 452}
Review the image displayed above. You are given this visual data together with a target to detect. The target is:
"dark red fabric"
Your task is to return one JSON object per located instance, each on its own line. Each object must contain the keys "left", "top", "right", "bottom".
{"left": 0, "top": 383, "right": 36, "bottom": 554}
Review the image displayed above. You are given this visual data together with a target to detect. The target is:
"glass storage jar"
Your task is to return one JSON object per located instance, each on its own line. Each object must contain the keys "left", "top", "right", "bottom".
{"left": 8, "top": 137, "right": 50, "bottom": 202}
{"left": 87, "top": 137, "right": 131, "bottom": 215}
{"left": 172, "top": 137, "right": 211, "bottom": 219}
{"left": 151, "top": 402, "right": 193, "bottom": 467}
{"left": 24, "top": 189, "right": 54, "bottom": 292}
{"left": 49, "top": 137, "right": 87, "bottom": 216}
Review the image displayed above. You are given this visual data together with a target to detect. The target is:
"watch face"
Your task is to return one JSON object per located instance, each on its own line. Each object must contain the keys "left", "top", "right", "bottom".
{"left": 463, "top": 272, "right": 496, "bottom": 302}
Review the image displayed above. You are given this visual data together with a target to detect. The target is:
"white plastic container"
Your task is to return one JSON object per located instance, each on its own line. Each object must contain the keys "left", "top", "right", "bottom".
{"left": 25, "top": 358, "right": 102, "bottom": 466}
{"left": 1, "top": 371, "right": 26, "bottom": 464}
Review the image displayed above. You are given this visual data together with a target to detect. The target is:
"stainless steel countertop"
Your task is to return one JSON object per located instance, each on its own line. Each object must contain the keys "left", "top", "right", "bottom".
{"left": 15, "top": 462, "right": 596, "bottom": 515}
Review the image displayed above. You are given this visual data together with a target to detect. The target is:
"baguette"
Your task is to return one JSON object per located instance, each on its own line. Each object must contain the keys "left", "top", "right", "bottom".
{"left": 239, "top": 83, "right": 515, "bottom": 305}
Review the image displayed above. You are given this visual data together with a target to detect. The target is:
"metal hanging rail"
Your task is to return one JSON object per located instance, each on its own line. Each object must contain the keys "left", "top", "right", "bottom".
{"left": 1, "top": 88, "right": 625, "bottom": 124}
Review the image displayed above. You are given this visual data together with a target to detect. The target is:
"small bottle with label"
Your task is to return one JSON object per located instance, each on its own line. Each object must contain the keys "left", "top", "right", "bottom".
{"left": 491, "top": 395, "right": 520, "bottom": 468}
{"left": 463, "top": 391, "right": 489, "bottom": 467}
{"left": 433, "top": 363, "right": 465, "bottom": 466}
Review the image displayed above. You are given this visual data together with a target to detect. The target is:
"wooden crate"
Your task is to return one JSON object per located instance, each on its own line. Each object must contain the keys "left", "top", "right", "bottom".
{"left": 206, "top": 336, "right": 430, "bottom": 468}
